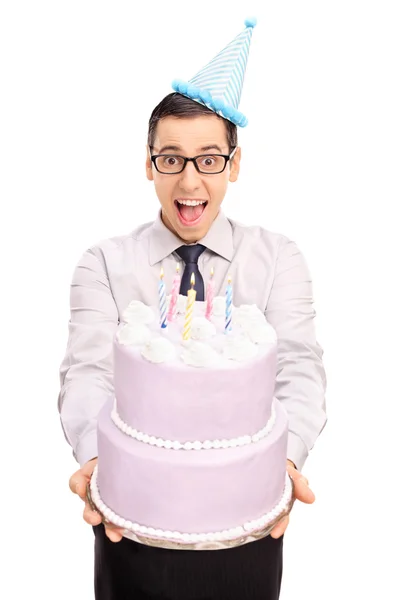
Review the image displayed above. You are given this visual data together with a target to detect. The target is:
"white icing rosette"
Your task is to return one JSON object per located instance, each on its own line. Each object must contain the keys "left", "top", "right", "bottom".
{"left": 122, "top": 300, "right": 155, "bottom": 325}
{"left": 117, "top": 323, "right": 152, "bottom": 346}
{"left": 232, "top": 305, "right": 277, "bottom": 344}
{"left": 233, "top": 304, "right": 266, "bottom": 328}
{"left": 211, "top": 296, "right": 226, "bottom": 317}
{"left": 222, "top": 335, "right": 258, "bottom": 362}
{"left": 245, "top": 322, "right": 277, "bottom": 345}
{"left": 141, "top": 337, "right": 176, "bottom": 363}
{"left": 176, "top": 294, "right": 188, "bottom": 314}
{"left": 190, "top": 317, "right": 217, "bottom": 340}
{"left": 167, "top": 294, "right": 188, "bottom": 315}
{"left": 181, "top": 341, "right": 221, "bottom": 368}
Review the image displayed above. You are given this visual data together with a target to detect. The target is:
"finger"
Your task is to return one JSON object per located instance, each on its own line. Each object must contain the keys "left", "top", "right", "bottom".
{"left": 105, "top": 526, "right": 124, "bottom": 543}
{"left": 287, "top": 465, "right": 308, "bottom": 484}
{"left": 81, "top": 458, "right": 98, "bottom": 478}
{"left": 270, "top": 515, "right": 289, "bottom": 539}
{"left": 69, "top": 459, "right": 98, "bottom": 500}
{"left": 68, "top": 470, "right": 80, "bottom": 493}
{"left": 83, "top": 501, "right": 102, "bottom": 526}
{"left": 299, "top": 475, "right": 309, "bottom": 486}
{"left": 69, "top": 471, "right": 88, "bottom": 501}
{"left": 293, "top": 479, "right": 315, "bottom": 504}
{"left": 287, "top": 467, "right": 315, "bottom": 504}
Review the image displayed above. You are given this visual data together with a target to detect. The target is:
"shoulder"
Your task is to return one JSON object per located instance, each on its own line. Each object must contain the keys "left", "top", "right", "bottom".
{"left": 92, "top": 220, "right": 154, "bottom": 252}
{"left": 227, "top": 217, "right": 310, "bottom": 281}
{"left": 77, "top": 220, "right": 155, "bottom": 269}
{"left": 227, "top": 216, "right": 296, "bottom": 254}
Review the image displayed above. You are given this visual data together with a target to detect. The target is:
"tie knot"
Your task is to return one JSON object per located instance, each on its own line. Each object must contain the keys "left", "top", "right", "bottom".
{"left": 176, "top": 244, "right": 206, "bottom": 265}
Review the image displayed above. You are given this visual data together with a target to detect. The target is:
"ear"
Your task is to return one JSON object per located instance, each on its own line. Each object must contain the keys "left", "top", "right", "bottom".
{"left": 229, "top": 146, "right": 241, "bottom": 183}
{"left": 145, "top": 145, "right": 154, "bottom": 181}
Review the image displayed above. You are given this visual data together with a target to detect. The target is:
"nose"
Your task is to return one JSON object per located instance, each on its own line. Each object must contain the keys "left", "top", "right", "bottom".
{"left": 178, "top": 160, "right": 201, "bottom": 192}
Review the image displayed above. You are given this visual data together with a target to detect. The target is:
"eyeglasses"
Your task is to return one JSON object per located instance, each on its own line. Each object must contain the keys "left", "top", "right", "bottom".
{"left": 151, "top": 147, "right": 237, "bottom": 175}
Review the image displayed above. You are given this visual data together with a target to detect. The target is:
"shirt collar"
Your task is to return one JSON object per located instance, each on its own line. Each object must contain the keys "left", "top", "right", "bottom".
{"left": 148, "top": 209, "right": 234, "bottom": 266}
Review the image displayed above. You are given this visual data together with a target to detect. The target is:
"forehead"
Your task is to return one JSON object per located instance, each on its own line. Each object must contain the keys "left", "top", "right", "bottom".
{"left": 153, "top": 115, "right": 229, "bottom": 153}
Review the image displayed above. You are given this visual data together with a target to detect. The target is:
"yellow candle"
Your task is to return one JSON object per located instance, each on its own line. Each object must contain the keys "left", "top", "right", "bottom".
{"left": 183, "top": 273, "right": 196, "bottom": 340}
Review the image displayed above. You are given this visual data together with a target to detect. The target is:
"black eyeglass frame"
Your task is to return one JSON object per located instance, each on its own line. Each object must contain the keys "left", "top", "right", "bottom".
{"left": 150, "top": 147, "right": 237, "bottom": 175}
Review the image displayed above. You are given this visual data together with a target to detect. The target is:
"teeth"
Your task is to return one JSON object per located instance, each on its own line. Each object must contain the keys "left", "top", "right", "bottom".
{"left": 177, "top": 200, "right": 206, "bottom": 207}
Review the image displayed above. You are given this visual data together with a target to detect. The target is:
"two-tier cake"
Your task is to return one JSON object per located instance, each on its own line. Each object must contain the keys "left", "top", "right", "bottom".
{"left": 89, "top": 294, "right": 294, "bottom": 550}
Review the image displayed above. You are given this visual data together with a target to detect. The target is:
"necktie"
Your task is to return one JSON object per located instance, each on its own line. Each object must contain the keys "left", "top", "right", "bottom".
{"left": 175, "top": 244, "right": 206, "bottom": 301}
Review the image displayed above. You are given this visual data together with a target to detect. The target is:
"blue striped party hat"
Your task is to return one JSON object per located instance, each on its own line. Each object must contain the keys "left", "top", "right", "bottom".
{"left": 171, "top": 17, "right": 257, "bottom": 127}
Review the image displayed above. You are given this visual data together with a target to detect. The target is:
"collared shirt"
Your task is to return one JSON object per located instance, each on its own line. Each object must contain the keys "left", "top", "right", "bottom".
{"left": 58, "top": 210, "right": 327, "bottom": 472}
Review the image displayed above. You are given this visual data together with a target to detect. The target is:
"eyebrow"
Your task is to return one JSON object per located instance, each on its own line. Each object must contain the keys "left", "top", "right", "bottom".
{"left": 157, "top": 144, "right": 224, "bottom": 154}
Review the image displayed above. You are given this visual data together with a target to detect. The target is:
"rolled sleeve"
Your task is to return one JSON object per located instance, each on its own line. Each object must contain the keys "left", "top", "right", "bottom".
{"left": 266, "top": 237, "right": 327, "bottom": 472}
{"left": 58, "top": 248, "right": 119, "bottom": 467}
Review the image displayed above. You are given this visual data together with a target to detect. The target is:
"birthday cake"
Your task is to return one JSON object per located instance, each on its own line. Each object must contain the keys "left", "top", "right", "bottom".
{"left": 90, "top": 293, "right": 294, "bottom": 549}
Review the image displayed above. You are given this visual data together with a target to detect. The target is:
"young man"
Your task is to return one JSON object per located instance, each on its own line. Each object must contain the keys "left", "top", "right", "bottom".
{"left": 60, "top": 19, "right": 326, "bottom": 600}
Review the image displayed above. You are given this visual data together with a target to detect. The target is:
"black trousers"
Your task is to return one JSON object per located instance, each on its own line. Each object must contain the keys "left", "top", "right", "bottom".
{"left": 94, "top": 524, "right": 284, "bottom": 600}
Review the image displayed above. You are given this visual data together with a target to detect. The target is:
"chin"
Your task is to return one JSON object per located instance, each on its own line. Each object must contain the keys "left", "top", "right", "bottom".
{"left": 163, "top": 203, "right": 215, "bottom": 242}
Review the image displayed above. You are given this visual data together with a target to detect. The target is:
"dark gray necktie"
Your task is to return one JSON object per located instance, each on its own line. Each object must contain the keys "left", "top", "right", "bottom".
{"left": 175, "top": 244, "right": 206, "bottom": 301}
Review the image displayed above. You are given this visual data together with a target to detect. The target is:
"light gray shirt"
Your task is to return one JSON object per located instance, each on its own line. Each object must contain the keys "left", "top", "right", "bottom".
{"left": 58, "top": 210, "right": 327, "bottom": 472}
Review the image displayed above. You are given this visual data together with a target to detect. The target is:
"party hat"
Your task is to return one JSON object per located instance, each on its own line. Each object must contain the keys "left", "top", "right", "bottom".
{"left": 171, "top": 17, "right": 257, "bottom": 127}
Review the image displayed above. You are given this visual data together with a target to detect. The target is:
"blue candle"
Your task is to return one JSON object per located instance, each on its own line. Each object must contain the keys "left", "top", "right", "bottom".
{"left": 225, "top": 275, "right": 232, "bottom": 332}
{"left": 159, "top": 267, "right": 167, "bottom": 329}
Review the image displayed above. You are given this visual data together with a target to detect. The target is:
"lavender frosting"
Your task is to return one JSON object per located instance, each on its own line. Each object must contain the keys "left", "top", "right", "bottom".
{"left": 97, "top": 398, "right": 288, "bottom": 534}
{"left": 96, "top": 300, "right": 287, "bottom": 543}
{"left": 113, "top": 301, "right": 278, "bottom": 442}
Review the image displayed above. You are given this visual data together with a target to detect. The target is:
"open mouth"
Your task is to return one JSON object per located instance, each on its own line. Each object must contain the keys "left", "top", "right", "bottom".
{"left": 174, "top": 199, "right": 208, "bottom": 226}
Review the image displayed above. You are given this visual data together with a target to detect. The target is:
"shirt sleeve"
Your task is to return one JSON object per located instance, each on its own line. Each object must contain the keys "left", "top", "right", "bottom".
{"left": 266, "top": 236, "right": 327, "bottom": 472}
{"left": 57, "top": 247, "right": 119, "bottom": 467}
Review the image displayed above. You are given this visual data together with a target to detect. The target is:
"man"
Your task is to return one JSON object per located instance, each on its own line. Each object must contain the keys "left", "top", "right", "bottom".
{"left": 60, "top": 19, "right": 326, "bottom": 600}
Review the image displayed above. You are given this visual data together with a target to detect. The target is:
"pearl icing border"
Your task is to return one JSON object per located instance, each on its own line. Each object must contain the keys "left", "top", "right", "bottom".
{"left": 90, "top": 467, "right": 292, "bottom": 544}
{"left": 111, "top": 400, "right": 277, "bottom": 450}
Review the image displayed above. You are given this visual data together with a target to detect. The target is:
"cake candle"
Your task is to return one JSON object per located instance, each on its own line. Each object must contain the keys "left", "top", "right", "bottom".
{"left": 167, "top": 263, "right": 181, "bottom": 322}
{"left": 225, "top": 274, "right": 233, "bottom": 333}
{"left": 183, "top": 273, "right": 196, "bottom": 341}
{"left": 205, "top": 267, "right": 215, "bottom": 320}
{"left": 159, "top": 267, "right": 167, "bottom": 329}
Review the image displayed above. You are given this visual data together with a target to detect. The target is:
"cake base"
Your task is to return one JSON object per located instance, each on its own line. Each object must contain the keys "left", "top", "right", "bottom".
{"left": 87, "top": 469, "right": 295, "bottom": 551}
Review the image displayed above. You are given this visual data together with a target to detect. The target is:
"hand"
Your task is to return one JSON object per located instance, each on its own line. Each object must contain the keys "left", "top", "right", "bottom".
{"left": 269, "top": 459, "right": 315, "bottom": 539}
{"left": 69, "top": 458, "right": 124, "bottom": 543}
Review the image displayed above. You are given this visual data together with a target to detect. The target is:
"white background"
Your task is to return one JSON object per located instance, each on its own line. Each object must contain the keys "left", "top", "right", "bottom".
{"left": 1, "top": 1, "right": 399, "bottom": 598}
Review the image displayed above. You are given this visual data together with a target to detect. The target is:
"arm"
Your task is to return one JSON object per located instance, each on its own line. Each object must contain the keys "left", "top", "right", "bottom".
{"left": 266, "top": 236, "right": 327, "bottom": 472}
{"left": 58, "top": 247, "right": 119, "bottom": 467}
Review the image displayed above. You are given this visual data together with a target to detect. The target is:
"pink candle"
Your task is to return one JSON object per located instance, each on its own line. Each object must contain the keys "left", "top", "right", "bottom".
{"left": 167, "top": 263, "right": 181, "bottom": 322}
{"left": 205, "top": 267, "right": 215, "bottom": 320}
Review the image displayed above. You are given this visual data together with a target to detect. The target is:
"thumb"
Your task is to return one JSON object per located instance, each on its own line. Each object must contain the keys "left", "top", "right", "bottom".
{"left": 288, "top": 467, "right": 315, "bottom": 504}
{"left": 81, "top": 457, "right": 98, "bottom": 478}
{"left": 68, "top": 469, "right": 88, "bottom": 501}
{"left": 69, "top": 458, "right": 97, "bottom": 501}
